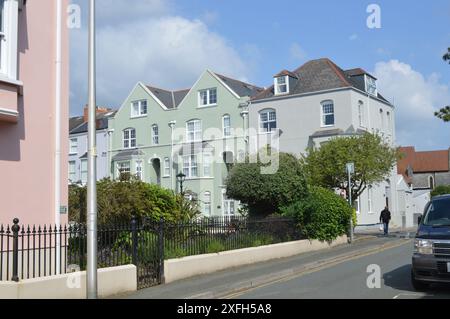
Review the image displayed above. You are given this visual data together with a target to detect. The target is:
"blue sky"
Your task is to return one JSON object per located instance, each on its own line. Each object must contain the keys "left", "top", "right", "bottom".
{"left": 70, "top": 0, "right": 450, "bottom": 151}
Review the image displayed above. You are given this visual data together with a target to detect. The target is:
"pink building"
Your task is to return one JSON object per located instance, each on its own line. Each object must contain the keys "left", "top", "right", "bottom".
{"left": 0, "top": 0, "right": 69, "bottom": 225}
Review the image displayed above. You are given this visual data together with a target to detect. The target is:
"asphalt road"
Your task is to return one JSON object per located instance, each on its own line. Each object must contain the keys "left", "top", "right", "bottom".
{"left": 229, "top": 241, "right": 450, "bottom": 299}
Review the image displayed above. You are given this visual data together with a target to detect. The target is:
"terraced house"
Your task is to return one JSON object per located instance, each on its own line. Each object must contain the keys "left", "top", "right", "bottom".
{"left": 108, "top": 70, "right": 263, "bottom": 216}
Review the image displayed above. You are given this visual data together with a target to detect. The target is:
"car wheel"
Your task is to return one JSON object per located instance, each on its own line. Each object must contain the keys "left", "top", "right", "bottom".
{"left": 411, "top": 270, "right": 429, "bottom": 291}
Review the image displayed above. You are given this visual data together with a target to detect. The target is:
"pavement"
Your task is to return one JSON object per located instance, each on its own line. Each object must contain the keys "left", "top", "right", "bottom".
{"left": 118, "top": 231, "right": 420, "bottom": 299}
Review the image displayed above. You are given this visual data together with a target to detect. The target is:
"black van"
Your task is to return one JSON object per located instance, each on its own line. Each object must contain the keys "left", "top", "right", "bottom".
{"left": 412, "top": 194, "right": 450, "bottom": 290}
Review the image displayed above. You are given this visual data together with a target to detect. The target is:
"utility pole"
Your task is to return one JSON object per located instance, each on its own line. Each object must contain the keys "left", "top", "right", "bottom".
{"left": 346, "top": 162, "right": 355, "bottom": 243}
{"left": 86, "top": 0, "right": 98, "bottom": 299}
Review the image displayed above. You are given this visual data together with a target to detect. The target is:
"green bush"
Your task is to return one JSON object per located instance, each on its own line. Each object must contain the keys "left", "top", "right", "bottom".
{"left": 431, "top": 185, "right": 450, "bottom": 198}
{"left": 205, "top": 240, "right": 226, "bottom": 253}
{"left": 226, "top": 152, "right": 309, "bottom": 217}
{"left": 281, "top": 187, "right": 352, "bottom": 242}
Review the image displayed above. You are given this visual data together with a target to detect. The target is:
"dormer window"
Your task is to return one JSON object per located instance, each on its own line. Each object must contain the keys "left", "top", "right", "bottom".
{"left": 365, "top": 75, "right": 377, "bottom": 96}
{"left": 274, "top": 76, "right": 289, "bottom": 95}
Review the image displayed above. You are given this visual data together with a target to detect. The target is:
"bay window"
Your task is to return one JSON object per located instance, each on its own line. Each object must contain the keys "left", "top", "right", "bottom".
{"left": 203, "top": 191, "right": 211, "bottom": 216}
{"left": 0, "top": 0, "right": 19, "bottom": 80}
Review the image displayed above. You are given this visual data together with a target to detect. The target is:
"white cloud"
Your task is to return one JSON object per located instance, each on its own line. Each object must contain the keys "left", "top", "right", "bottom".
{"left": 373, "top": 60, "right": 450, "bottom": 150}
{"left": 290, "top": 43, "right": 307, "bottom": 62}
{"left": 70, "top": 2, "right": 252, "bottom": 113}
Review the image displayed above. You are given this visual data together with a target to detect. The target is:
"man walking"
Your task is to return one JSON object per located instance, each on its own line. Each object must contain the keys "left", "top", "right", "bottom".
{"left": 379, "top": 206, "right": 391, "bottom": 236}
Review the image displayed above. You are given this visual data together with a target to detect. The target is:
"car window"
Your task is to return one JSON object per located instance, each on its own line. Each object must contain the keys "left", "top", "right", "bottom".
{"left": 423, "top": 198, "right": 450, "bottom": 226}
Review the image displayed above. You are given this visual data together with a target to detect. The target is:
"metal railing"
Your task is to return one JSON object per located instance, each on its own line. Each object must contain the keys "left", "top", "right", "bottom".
{"left": 0, "top": 216, "right": 302, "bottom": 287}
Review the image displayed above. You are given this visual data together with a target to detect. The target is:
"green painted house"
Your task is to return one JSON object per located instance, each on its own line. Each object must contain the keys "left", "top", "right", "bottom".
{"left": 108, "top": 70, "right": 263, "bottom": 217}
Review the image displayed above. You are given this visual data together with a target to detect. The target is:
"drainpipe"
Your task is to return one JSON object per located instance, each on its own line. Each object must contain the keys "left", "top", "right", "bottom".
{"left": 54, "top": 0, "right": 63, "bottom": 274}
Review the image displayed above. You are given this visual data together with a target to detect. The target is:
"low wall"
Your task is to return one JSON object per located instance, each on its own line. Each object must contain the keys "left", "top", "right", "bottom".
{"left": 0, "top": 265, "right": 137, "bottom": 299}
{"left": 164, "top": 236, "right": 348, "bottom": 284}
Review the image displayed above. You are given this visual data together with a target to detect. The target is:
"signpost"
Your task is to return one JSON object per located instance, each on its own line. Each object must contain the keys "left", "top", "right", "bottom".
{"left": 346, "top": 163, "right": 355, "bottom": 243}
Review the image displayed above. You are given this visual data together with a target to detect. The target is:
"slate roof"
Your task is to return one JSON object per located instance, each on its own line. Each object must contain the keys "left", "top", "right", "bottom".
{"left": 69, "top": 116, "right": 85, "bottom": 132}
{"left": 69, "top": 111, "right": 117, "bottom": 135}
{"left": 214, "top": 73, "right": 264, "bottom": 98}
{"left": 251, "top": 58, "right": 390, "bottom": 104}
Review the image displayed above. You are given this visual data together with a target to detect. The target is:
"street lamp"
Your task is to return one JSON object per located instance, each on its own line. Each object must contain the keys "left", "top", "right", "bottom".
{"left": 346, "top": 162, "right": 355, "bottom": 243}
{"left": 176, "top": 172, "right": 186, "bottom": 195}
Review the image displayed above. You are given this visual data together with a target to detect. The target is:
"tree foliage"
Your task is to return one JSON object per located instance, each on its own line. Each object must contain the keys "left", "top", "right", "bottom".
{"left": 431, "top": 185, "right": 450, "bottom": 198}
{"left": 302, "top": 133, "right": 400, "bottom": 204}
{"left": 435, "top": 48, "right": 450, "bottom": 122}
{"left": 281, "top": 187, "right": 352, "bottom": 242}
{"left": 225, "top": 152, "right": 309, "bottom": 217}
{"left": 69, "top": 178, "right": 200, "bottom": 225}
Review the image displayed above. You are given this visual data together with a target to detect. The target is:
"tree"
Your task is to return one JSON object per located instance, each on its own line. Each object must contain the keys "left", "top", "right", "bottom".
{"left": 431, "top": 185, "right": 450, "bottom": 198}
{"left": 302, "top": 133, "right": 400, "bottom": 205}
{"left": 435, "top": 48, "right": 450, "bottom": 122}
{"left": 225, "top": 152, "right": 309, "bottom": 217}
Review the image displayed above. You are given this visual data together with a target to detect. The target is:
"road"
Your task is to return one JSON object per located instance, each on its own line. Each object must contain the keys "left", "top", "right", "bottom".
{"left": 227, "top": 241, "right": 450, "bottom": 299}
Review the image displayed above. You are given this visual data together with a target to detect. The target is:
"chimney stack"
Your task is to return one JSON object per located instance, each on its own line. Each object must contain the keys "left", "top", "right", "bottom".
{"left": 83, "top": 105, "right": 110, "bottom": 123}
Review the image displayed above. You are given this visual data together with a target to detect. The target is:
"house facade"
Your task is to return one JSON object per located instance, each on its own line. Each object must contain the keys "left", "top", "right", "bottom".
{"left": 108, "top": 70, "right": 262, "bottom": 216}
{"left": 248, "top": 58, "right": 403, "bottom": 227}
{"left": 0, "top": 0, "right": 69, "bottom": 225}
{"left": 69, "top": 107, "right": 116, "bottom": 185}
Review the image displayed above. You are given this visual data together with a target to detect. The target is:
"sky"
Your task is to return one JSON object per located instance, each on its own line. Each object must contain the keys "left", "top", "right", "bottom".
{"left": 70, "top": 0, "right": 450, "bottom": 151}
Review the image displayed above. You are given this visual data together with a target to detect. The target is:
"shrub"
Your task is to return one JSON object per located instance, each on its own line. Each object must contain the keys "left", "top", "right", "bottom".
{"left": 281, "top": 187, "right": 352, "bottom": 242}
{"left": 226, "top": 152, "right": 309, "bottom": 217}
{"left": 206, "top": 240, "right": 226, "bottom": 254}
{"left": 431, "top": 185, "right": 450, "bottom": 198}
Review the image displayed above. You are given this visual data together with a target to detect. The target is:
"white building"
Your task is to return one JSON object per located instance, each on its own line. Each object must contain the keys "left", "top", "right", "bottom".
{"left": 248, "top": 58, "right": 410, "bottom": 227}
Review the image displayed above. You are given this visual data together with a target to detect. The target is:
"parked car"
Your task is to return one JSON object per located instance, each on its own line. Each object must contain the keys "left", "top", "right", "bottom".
{"left": 411, "top": 194, "right": 450, "bottom": 290}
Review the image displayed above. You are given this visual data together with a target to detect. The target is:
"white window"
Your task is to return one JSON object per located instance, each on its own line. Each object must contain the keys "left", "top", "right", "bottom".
{"left": 164, "top": 157, "right": 170, "bottom": 177}
{"left": 69, "top": 138, "right": 78, "bottom": 154}
{"left": 135, "top": 161, "right": 143, "bottom": 181}
{"left": 123, "top": 128, "right": 136, "bottom": 149}
{"left": 365, "top": 75, "right": 377, "bottom": 96}
{"left": 222, "top": 114, "right": 231, "bottom": 137}
{"left": 259, "top": 109, "right": 277, "bottom": 133}
{"left": 117, "top": 161, "right": 130, "bottom": 178}
{"left": 186, "top": 120, "right": 202, "bottom": 142}
{"left": 183, "top": 155, "right": 198, "bottom": 178}
{"left": 152, "top": 124, "right": 159, "bottom": 145}
{"left": 203, "top": 191, "right": 211, "bottom": 216}
{"left": 198, "top": 88, "right": 217, "bottom": 106}
{"left": 321, "top": 101, "right": 335, "bottom": 127}
{"left": 223, "top": 193, "right": 235, "bottom": 216}
{"left": 0, "top": 0, "right": 19, "bottom": 79}
{"left": 358, "top": 101, "right": 365, "bottom": 127}
{"left": 69, "top": 161, "right": 76, "bottom": 183}
{"left": 203, "top": 153, "right": 212, "bottom": 177}
{"left": 131, "top": 100, "right": 148, "bottom": 117}
{"left": 274, "top": 76, "right": 288, "bottom": 95}
{"left": 80, "top": 159, "right": 88, "bottom": 185}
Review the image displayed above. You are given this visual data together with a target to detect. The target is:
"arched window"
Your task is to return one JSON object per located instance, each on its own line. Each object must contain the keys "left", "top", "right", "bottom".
{"left": 123, "top": 128, "right": 136, "bottom": 149}
{"left": 321, "top": 100, "right": 335, "bottom": 127}
{"left": 429, "top": 176, "right": 435, "bottom": 190}
{"left": 222, "top": 114, "right": 231, "bottom": 137}
{"left": 259, "top": 109, "right": 277, "bottom": 133}
{"left": 152, "top": 124, "right": 159, "bottom": 145}
{"left": 186, "top": 119, "right": 202, "bottom": 142}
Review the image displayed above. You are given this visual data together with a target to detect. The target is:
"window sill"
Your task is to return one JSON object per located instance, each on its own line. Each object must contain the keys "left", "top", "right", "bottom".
{"left": 320, "top": 124, "right": 335, "bottom": 128}
{"left": 0, "top": 107, "right": 19, "bottom": 123}
{"left": 197, "top": 103, "right": 218, "bottom": 108}
{"left": 0, "top": 75, "right": 23, "bottom": 87}
{"left": 130, "top": 115, "right": 147, "bottom": 119}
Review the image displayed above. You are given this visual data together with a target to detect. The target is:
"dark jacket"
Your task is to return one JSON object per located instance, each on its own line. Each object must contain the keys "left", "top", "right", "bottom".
{"left": 380, "top": 209, "right": 391, "bottom": 223}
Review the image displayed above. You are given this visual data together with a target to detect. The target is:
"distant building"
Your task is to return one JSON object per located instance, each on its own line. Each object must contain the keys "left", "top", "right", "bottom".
{"left": 69, "top": 107, "right": 116, "bottom": 185}
{"left": 398, "top": 146, "right": 450, "bottom": 190}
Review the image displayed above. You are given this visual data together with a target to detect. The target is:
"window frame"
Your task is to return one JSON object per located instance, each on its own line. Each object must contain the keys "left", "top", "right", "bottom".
{"left": 151, "top": 124, "right": 159, "bottom": 145}
{"left": 135, "top": 160, "right": 143, "bottom": 181}
{"left": 80, "top": 159, "right": 88, "bottom": 185}
{"left": 321, "top": 100, "right": 335, "bottom": 127}
{"left": 130, "top": 100, "right": 148, "bottom": 118}
{"left": 358, "top": 101, "right": 365, "bottom": 128}
{"left": 203, "top": 153, "right": 212, "bottom": 177}
{"left": 203, "top": 191, "right": 212, "bottom": 216}
{"left": 365, "top": 75, "right": 378, "bottom": 96}
{"left": 123, "top": 128, "right": 136, "bottom": 149}
{"left": 68, "top": 161, "right": 76, "bottom": 183}
{"left": 186, "top": 119, "right": 202, "bottom": 143}
{"left": 274, "top": 76, "right": 289, "bottom": 95}
{"left": 182, "top": 154, "right": 198, "bottom": 178}
{"left": 222, "top": 114, "right": 231, "bottom": 138}
{"left": 163, "top": 157, "right": 170, "bottom": 177}
{"left": 259, "top": 109, "right": 277, "bottom": 133}
{"left": 0, "top": 0, "right": 19, "bottom": 80}
{"left": 117, "top": 161, "right": 131, "bottom": 179}
{"left": 198, "top": 88, "right": 218, "bottom": 107}
{"left": 69, "top": 138, "right": 78, "bottom": 155}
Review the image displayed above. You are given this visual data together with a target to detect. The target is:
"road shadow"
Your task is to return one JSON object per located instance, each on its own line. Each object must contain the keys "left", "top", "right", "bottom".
{"left": 383, "top": 264, "right": 450, "bottom": 298}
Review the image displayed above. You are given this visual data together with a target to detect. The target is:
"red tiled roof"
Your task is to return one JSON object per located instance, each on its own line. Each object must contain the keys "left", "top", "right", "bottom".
{"left": 398, "top": 147, "right": 449, "bottom": 177}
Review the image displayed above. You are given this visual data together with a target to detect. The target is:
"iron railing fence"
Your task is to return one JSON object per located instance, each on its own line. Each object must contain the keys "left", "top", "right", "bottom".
{"left": 0, "top": 215, "right": 302, "bottom": 288}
